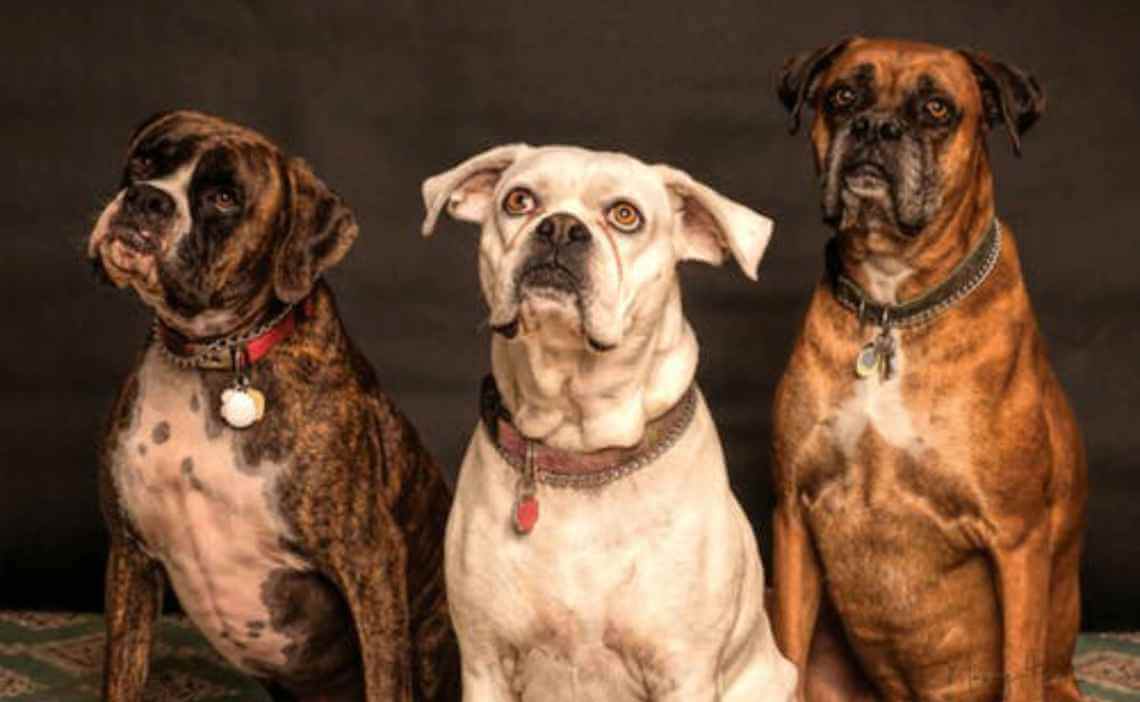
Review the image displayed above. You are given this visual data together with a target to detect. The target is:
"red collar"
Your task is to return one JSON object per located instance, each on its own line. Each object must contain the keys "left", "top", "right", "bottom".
{"left": 154, "top": 297, "right": 312, "bottom": 371}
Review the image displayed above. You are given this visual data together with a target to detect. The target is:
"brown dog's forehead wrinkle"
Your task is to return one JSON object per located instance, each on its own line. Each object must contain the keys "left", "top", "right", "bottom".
{"left": 212, "top": 141, "right": 277, "bottom": 189}
{"left": 843, "top": 37, "right": 956, "bottom": 61}
{"left": 126, "top": 122, "right": 282, "bottom": 192}
{"left": 827, "top": 42, "right": 979, "bottom": 106}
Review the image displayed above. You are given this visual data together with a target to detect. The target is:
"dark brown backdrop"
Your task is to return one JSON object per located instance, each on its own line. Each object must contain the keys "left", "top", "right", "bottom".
{"left": 2, "top": 0, "right": 1137, "bottom": 629}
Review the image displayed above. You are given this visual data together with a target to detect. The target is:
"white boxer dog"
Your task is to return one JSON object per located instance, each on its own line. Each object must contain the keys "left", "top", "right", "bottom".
{"left": 421, "top": 144, "right": 796, "bottom": 701}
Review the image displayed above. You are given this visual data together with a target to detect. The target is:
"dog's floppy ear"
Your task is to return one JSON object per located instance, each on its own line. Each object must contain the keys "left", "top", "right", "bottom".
{"left": 421, "top": 143, "right": 530, "bottom": 236}
{"left": 959, "top": 49, "right": 1046, "bottom": 157}
{"left": 273, "top": 157, "right": 359, "bottom": 304}
{"left": 777, "top": 36, "right": 856, "bottom": 134}
{"left": 655, "top": 165, "right": 773, "bottom": 282}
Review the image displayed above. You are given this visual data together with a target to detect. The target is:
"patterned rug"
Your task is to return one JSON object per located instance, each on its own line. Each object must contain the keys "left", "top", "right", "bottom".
{"left": 0, "top": 611, "right": 1136, "bottom": 700}
{"left": 0, "top": 612, "right": 266, "bottom": 701}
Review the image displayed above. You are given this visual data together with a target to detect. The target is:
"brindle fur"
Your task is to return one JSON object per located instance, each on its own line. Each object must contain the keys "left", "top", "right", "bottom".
{"left": 94, "top": 111, "right": 459, "bottom": 702}
{"left": 772, "top": 39, "right": 1085, "bottom": 702}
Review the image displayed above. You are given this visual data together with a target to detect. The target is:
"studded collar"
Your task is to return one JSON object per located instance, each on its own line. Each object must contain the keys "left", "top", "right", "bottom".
{"left": 479, "top": 375, "right": 698, "bottom": 491}
{"left": 827, "top": 217, "right": 1002, "bottom": 331}
{"left": 153, "top": 297, "right": 312, "bottom": 371}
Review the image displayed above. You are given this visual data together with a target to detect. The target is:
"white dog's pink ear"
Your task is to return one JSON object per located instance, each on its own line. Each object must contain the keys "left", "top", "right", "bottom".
{"left": 654, "top": 165, "right": 773, "bottom": 281}
{"left": 421, "top": 143, "right": 531, "bottom": 237}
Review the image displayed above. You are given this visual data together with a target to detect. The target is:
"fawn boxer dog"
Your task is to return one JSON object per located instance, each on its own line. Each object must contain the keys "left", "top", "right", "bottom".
{"left": 771, "top": 38, "right": 1087, "bottom": 701}
{"left": 421, "top": 144, "right": 797, "bottom": 701}
{"left": 88, "top": 110, "right": 459, "bottom": 701}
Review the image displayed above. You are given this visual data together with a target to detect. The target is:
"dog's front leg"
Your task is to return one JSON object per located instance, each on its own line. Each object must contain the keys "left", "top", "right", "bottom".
{"left": 327, "top": 518, "right": 414, "bottom": 702}
{"left": 991, "top": 524, "right": 1051, "bottom": 702}
{"left": 773, "top": 498, "right": 823, "bottom": 701}
{"left": 101, "top": 533, "right": 164, "bottom": 702}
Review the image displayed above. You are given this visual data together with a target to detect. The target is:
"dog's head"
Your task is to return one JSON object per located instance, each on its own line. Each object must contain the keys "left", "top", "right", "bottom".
{"left": 778, "top": 37, "right": 1044, "bottom": 240}
{"left": 421, "top": 144, "right": 772, "bottom": 351}
{"left": 88, "top": 110, "right": 357, "bottom": 337}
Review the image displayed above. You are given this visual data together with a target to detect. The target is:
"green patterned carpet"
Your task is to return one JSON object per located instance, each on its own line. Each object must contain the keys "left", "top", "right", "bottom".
{"left": 0, "top": 611, "right": 1136, "bottom": 700}
{"left": 1077, "top": 634, "right": 1140, "bottom": 702}
{"left": 0, "top": 613, "right": 267, "bottom": 701}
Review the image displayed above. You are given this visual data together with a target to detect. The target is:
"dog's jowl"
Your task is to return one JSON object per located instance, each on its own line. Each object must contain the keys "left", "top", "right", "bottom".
{"left": 422, "top": 145, "right": 797, "bottom": 701}
{"left": 89, "top": 111, "right": 459, "bottom": 702}
{"left": 771, "top": 38, "right": 1086, "bottom": 702}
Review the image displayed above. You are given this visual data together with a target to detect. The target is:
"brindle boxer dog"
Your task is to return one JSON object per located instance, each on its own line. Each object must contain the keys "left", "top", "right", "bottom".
{"left": 770, "top": 38, "right": 1087, "bottom": 701}
{"left": 88, "top": 110, "right": 459, "bottom": 701}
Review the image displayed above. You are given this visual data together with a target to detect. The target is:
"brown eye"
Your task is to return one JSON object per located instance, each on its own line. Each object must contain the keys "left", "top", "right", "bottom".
{"left": 208, "top": 188, "right": 239, "bottom": 212}
{"left": 830, "top": 87, "right": 857, "bottom": 109}
{"left": 924, "top": 98, "right": 951, "bottom": 121}
{"left": 502, "top": 187, "right": 537, "bottom": 216}
{"left": 606, "top": 201, "right": 643, "bottom": 233}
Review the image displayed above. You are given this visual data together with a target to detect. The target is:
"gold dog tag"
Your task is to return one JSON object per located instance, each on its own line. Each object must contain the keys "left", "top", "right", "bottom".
{"left": 855, "top": 342, "right": 880, "bottom": 379}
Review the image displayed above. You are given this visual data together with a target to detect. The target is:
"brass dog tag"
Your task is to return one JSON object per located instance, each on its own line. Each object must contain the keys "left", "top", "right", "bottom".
{"left": 855, "top": 342, "right": 880, "bottom": 379}
{"left": 854, "top": 332, "right": 897, "bottom": 380}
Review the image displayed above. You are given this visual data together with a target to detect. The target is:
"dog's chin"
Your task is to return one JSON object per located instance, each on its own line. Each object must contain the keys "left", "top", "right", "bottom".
{"left": 826, "top": 185, "right": 922, "bottom": 241}
{"left": 157, "top": 307, "right": 257, "bottom": 342}
{"left": 495, "top": 285, "right": 617, "bottom": 353}
{"left": 95, "top": 235, "right": 163, "bottom": 293}
{"left": 826, "top": 162, "right": 926, "bottom": 239}
{"left": 519, "top": 286, "right": 582, "bottom": 334}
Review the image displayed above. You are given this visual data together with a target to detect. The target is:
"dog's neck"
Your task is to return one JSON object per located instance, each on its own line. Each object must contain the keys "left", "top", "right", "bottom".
{"left": 835, "top": 152, "right": 997, "bottom": 306}
{"left": 155, "top": 288, "right": 283, "bottom": 345}
{"left": 490, "top": 280, "right": 697, "bottom": 453}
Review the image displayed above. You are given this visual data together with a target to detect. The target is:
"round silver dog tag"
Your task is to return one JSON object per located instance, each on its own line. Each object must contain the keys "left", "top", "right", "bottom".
{"left": 220, "top": 386, "right": 266, "bottom": 429}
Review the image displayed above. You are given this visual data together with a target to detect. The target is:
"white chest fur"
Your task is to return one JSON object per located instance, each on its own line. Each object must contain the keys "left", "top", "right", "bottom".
{"left": 445, "top": 396, "right": 796, "bottom": 701}
{"left": 830, "top": 329, "right": 922, "bottom": 458}
{"left": 111, "top": 348, "right": 310, "bottom": 673}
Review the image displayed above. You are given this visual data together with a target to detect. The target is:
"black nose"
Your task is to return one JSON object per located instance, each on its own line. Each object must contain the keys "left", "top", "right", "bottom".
{"left": 852, "top": 114, "right": 903, "bottom": 142}
{"left": 123, "top": 184, "right": 175, "bottom": 222}
{"left": 535, "top": 213, "right": 591, "bottom": 247}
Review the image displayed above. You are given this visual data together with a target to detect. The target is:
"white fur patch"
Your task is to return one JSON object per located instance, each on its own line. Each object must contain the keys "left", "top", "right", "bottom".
{"left": 112, "top": 347, "right": 309, "bottom": 673}
{"left": 831, "top": 330, "right": 922, "bottom": 457}
{"left": 143, "top": 163, "right": 196, "bottom": 244}
{"left": 860, "top": 258, "right": 914, "bottom": 305}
